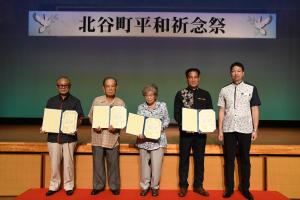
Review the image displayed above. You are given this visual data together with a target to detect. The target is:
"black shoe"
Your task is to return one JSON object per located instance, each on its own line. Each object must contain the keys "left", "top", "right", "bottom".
{"left": 90, "top": 188, "right": 104, "bottom": 195}
{"left": 45, "top": 190, "right": 57, "bottom": 196}
{"left": 152, "top": 188, "right": 159, "bottom": 197}
{"left": 193, "top": 187, "right": 209, "bottom": 196}
{"left": 140, "top": 188, "right": 149, "bottom": 196}
{"left": 178, "top": 187, "right": 187, "bottom": 197}
{"left": 111, "top": 189, "right": 120, "bottom": 195}
{"left": 238, "top": 185, "right": 243, "bottom": 193}
{"left": 223, "top": 190, "right": 233, "bottom": 198}
{"left": 66, "top": 190, "right": 74, "bottom": 196}
{"left": 241, "top": 191, "right": 254, "bottom": 200}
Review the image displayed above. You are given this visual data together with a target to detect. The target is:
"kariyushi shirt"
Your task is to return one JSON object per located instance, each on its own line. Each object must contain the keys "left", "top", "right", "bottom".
{"left": 174, "top": 87, "right": 213, "bottom": 129}
{"left": 218, "top": 81, "right": 261, "bottom": 134}
{"left": 88, "top": 95, "right": 125, "bottom": 148}
{"left": 46, "top": 94, "right": 84, "bottom": 143}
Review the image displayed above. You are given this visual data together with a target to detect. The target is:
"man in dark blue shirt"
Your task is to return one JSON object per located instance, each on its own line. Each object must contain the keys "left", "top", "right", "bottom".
{"left": 41, "top": 76, "right": 84, "bottom": 196}
{"left": 174, "top": 68, "right": 213, "bottom": 197}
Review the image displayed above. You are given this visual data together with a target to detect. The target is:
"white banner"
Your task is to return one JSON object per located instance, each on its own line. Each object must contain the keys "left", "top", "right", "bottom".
{"left": 28, "top": 11, "right": 276, "bottom": 38}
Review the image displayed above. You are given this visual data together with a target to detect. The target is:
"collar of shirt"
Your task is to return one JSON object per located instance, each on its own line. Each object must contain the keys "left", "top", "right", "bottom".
{"left": 58, "top": 93, "right": 70, "bottom": 101}
{"left": 231, "top": 81, "right": 244, "bottom": 87}
{"left": 99, "top": 96, "right": 116, "bottom": 106}
{"left": 186, "top": 86, "right": 199, "bottom": 92}
{"left": 141, "top": 101, "right": 159, "bottom": 110}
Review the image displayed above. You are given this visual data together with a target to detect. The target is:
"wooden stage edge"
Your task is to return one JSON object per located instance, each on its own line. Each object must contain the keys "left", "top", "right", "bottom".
{"left": 1, "top": 142, "right": 300, "bottom": 155}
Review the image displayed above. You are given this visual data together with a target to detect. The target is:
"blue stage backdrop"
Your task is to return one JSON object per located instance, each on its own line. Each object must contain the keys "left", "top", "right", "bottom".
{"left": 0, "top": 1, "right": 299, "bottom": 120}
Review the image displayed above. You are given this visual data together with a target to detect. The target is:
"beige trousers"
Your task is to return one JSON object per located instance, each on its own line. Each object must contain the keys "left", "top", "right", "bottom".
{"left": 139, "top": 148, "right": 164, "bottom": 190}
{"left": 47, "top": 142, "right": 77, "bottom": 191}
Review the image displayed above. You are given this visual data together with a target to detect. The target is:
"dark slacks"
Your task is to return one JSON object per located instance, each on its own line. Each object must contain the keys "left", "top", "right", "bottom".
{"left": 223, "top": 132, "right": 252, "bottom": 192}
{"left": 179, "top": 132, "right": 207, "bottom": 188}
{"left": 92, "top": 145, "right": 120, "bottom": 190}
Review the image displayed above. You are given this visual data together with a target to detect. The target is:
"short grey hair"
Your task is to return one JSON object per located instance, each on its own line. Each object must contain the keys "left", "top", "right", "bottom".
{"left": 142, "top": 84, "right": 158, "bottom": 97}
{"left": 56, "top": 75, "right": 71, "bottom": 85}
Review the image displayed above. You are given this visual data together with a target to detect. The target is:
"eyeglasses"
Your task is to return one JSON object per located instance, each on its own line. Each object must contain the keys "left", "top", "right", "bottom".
{"left": 56, "top": 84, "right": 70, "bottom": 88}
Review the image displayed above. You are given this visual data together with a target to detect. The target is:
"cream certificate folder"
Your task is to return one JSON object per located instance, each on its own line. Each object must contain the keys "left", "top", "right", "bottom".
{"left": 126, "top": 113, "right": 162, "bottom": 139}
{"left": 126, "top": 113, "right": 144, "bottom": 136}
{"left": 92, "top": 106, "right": 110, "bottom": 128}
{"left": 144, "top": 118, "right": 162, "bottom": 140}
{"left": 110, "top": 106, "right": 127, "bottom": 129}
{"left": 198, "top": 109, "right": 216, "bottom": 132}
{"left": 182, "top": 108, "right": 216, "bottom": 133}
{"left": 92, "top": 106, "right": 127, "bottom": 129}
{"left": 42, "top": 108, "right": 78, "bottom": 134}
{"left": 61, "top": 110, "right": 78, "bottom": 134}
{"left": 182, "top": 108, "right": 198, "bottom": 132}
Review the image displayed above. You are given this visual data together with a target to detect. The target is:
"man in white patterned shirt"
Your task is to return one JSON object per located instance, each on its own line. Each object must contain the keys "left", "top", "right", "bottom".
{"left": 218, "top": 62, "right": 261, "bottom": 200}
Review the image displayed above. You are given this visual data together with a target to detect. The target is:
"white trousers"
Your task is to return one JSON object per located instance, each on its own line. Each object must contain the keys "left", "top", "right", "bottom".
{"left": 47, "top": 142, "right": 77, "bottom": 191}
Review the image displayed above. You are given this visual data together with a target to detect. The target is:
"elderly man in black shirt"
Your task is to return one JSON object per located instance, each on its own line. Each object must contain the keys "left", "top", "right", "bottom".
{"left": 174, "top": 68, "right": 213, "bottom": 197}
{"left": 41, "top": 76, "right": 84, "bottom": 196}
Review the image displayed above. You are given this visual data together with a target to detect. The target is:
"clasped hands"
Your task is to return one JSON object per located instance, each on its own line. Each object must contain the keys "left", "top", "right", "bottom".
{"left": 93, "top": 125, "right": 117, "bottom": 134}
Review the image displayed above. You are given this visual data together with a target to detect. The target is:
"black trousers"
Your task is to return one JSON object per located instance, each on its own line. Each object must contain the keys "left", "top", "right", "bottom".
{"left": 179, "top": 132, "right": 207, "bottom": 188}
{"left": 223, "top": 132, "right": 252, "bottom": 192}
